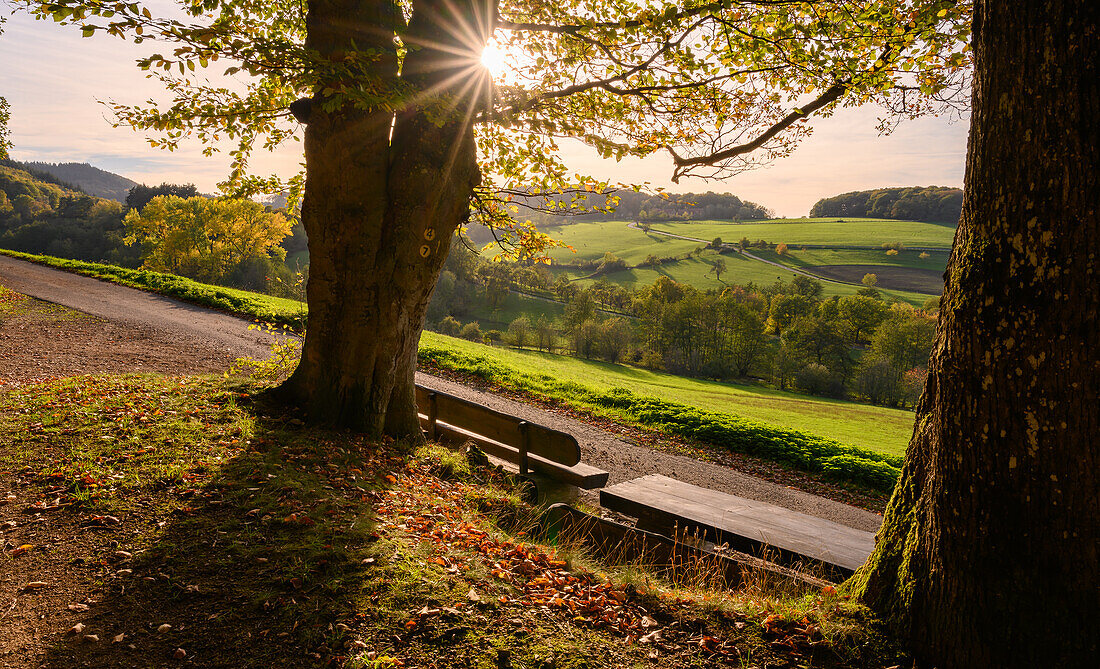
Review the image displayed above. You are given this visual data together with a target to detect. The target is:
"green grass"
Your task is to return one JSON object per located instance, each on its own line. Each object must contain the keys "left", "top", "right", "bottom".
{"left": 650, "top": 217, "right": 958, "bottom": 249}
{"left": 0, "top": 249, "right": 307, "bottom": 329}
{"left": 420, "top": 331, "right": 913, "bottom": 459}
{"left": 461, "top": 289, "right": 565, "bottom": 330}
{"left": 538, "top": 221, "right": 940, "bottom": 305}
{"left": 543, "top": 220, "right": 703, "bottom": 265}
{"left": 756, "top": 247, "right": 950, "bottom": 272}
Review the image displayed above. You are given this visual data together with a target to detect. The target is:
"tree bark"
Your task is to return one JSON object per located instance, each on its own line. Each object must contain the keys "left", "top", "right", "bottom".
{"left": 847, "top": 1, "right": 1099, "bottom": 666}
{"left": 277, "top": 0, "right": 488, "bottom": 438}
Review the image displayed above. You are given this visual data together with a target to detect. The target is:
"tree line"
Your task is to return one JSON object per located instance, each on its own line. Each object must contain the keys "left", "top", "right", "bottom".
{"left": 809, "top": 186, "right": 962, "bottom": 223}
{"left": 518, "top": 190, "right": 774, "bottom": 227}
{"left": 426, "top": 245, "right": 936, "bottom": 409}
{"left": 0, "top": 164, "right": 302, "bottom": 295}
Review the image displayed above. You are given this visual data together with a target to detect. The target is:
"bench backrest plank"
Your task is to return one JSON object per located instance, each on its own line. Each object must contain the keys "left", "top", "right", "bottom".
{"left": 415, "top": 385, "right": 580, "bottom": 467}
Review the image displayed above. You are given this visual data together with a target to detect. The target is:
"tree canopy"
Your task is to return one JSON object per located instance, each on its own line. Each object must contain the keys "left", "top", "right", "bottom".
{"left": 27, "top": 0, "right": 969, "bottom": 241}
{"left": 123, "top": 195, "right": 291, "bottom": 283}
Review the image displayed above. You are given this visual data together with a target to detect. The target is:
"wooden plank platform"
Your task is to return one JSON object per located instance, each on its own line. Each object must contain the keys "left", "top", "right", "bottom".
{"left": 600, "top": 475, "right": 875, "bottom": 575}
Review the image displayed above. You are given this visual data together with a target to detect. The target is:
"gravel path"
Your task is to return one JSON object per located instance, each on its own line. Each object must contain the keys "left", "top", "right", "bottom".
{"left": 1, "top": 254, "right": 881, "bottom": 532}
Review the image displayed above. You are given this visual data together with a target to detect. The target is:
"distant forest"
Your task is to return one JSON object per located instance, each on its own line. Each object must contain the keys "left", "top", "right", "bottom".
{"left": 0, "top": 160, "right": 137, "bottom": 265}
{"left": 526, "top": 190, "right": 773, "bottom": 225}
{"left": 809, "top": 186, "right": 962, "bottom": 223}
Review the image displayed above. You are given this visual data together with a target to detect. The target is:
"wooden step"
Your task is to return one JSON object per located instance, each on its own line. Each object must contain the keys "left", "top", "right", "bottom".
{"left": 600, "top": 475, "right": 875, "bottom": 575}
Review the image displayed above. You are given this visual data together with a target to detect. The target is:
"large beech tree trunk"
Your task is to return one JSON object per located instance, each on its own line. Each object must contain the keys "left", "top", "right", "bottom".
{"left": 277, "top": 0, "right": 489, "bottom": 437}
{"left": 847, "top": 1, "right": 1099, "bottom": 666}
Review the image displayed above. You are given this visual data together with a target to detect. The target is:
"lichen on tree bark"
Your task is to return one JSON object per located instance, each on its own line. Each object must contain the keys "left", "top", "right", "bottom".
{"left": 846, "top": 1, "right": 1100, "bottom": 666}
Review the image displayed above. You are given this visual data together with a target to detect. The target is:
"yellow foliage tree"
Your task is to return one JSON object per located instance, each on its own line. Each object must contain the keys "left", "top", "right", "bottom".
{"left": 124, "top": 196, "right": 291, "bottom": 283}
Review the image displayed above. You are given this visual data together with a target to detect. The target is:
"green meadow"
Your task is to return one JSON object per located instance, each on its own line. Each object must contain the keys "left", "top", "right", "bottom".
{"left": 420, "top": 330, "right": 914, "bottom": 458}
{"left": 539, "top": 220, "right": 939, "bottom": 304}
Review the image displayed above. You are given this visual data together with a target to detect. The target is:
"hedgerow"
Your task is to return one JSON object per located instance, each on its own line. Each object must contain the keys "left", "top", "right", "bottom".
{"left": 419, "top": 343, "right": 902, "bottom": 492}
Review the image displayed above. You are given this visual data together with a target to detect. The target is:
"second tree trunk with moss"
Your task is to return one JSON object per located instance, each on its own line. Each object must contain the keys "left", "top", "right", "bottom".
{"left": 846, "top": 1, "right": 1100, "bottom": 666}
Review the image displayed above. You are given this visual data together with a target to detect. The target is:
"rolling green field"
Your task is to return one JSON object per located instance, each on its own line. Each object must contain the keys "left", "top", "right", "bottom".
{"left": 756, "top": 247, "right": 950, "bottom": 296}
{"left": 541, "top": 220, "right": 937, "bottom": 304}
{"left": 420, "top": 330, "right": 914, "bottom": 457}
{"left": 544, "top": 220, "right": 702, "bottom": 265}
{"left": 651, "top": 217, "right": 958, "bottom": 249}
{"left": 461, "top": 289, "right": 565, "bottom": 329}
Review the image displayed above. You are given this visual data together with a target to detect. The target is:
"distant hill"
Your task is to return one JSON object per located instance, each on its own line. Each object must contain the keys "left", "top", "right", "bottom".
{"left": 810, "top": 186, "right": 962, "bottom": 224}
{"left": 19, "top": 161, "right": 139, "bottom": 203}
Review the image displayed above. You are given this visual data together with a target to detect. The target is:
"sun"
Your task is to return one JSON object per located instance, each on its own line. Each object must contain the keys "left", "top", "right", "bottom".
{"left": 480, "top": 40, "right": 505, "bottom": 78}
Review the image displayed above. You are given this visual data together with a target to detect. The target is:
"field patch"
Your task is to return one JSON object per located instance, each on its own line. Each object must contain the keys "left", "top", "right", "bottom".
{"left": 809, "top": 264, "right": 945, "bottom": 294}
{"left": 650, "top": 218, "right": 958, "bottom": 249}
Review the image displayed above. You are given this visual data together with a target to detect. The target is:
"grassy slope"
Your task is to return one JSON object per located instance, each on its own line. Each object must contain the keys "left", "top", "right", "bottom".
{"left": 651, "top": 217, "right": 958, "bottom": 249}
{"left": 461, "top": 289, "right": 565, "bottom": 329}
{"left": 756, "top": 247, "right": 951, "bottom": 271}
{"left": 421, "top": 331, "right": 913, "bottom": 458}
{"left": 540, "top": 220, "right": 939, "bottom": 305}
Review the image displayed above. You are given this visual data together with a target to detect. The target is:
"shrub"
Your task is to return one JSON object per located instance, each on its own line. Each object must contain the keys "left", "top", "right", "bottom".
{"left": 794, "top": 363, "right": 842, "bottom": 397}
{"left": 776, "top": 243, "right": 789, "bottom": 255}
{"left": 438, "top": 315, "right": 462, "bottom": 336}
{"left": 459, "top": 322, "right": 483, "bottom": 342}
{"left": 508, "top": 316, "right": 531, "bottom": 347}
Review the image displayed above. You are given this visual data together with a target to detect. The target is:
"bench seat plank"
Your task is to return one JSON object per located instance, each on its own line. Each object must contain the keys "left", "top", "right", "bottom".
{"left": 418, "top": 415, "right": 610, "bottom": 489}
{"left": 600, "top": 475, "right": 875, "bottom": 574}
{"left": 415, "top": 385, "right": 580, "bottom": 466}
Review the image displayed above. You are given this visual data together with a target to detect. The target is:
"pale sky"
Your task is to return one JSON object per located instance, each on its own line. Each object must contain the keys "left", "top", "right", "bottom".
{"left": 1, "top": 8, "right": 969, "bottom": 217}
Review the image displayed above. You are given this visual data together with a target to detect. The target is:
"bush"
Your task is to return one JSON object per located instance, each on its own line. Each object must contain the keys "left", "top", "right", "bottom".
{"left": 438, "top": 315, "right": 462, "bottom": 337}
{"left": 776, "top": 243, "right": 789, "bottom": 256}
{"left": 508, "top": 316, "right": 531, "bottom": 347}
{"left": 459, "top": 322, "right": 483, "bottom": 342}
{"left": 794, "top": 363, "right": 843, "bottom": 397}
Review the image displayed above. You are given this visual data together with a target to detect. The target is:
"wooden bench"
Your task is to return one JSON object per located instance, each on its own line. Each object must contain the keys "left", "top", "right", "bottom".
{"left": 600, "top": 474, "right": 875, "bottom": 576}
{"left": 415, "top": 385, "right": 609, "bottom": 489}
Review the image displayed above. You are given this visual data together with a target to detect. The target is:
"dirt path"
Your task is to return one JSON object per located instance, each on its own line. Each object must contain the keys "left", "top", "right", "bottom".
{"left": 0, "top": 255, "right": 881, "bottom": 531}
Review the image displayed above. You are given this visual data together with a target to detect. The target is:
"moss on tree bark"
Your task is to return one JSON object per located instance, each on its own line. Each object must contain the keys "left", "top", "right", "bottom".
{"left": 846, "top": 1, "right": 1100, "bottom": 666}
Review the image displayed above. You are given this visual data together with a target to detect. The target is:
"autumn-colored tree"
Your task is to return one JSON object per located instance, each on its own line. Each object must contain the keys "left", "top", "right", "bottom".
{"left": 124, "top": 196, "right": 291, "bottom": 283}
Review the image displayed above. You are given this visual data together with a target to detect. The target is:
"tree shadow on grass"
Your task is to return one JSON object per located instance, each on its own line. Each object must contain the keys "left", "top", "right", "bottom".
{"left": 41, "top": 392, "right": 412, "bottom": 669}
